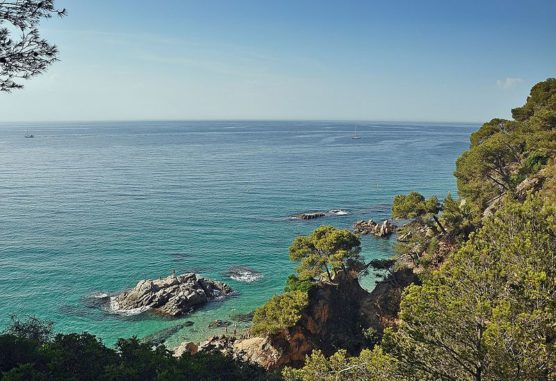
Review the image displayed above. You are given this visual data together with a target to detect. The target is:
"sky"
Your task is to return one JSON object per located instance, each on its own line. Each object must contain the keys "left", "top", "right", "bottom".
{"left": 0, "top": 0, "right": 555, "bottom": 123}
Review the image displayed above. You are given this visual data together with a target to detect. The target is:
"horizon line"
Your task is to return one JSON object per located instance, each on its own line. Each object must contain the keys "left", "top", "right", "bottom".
{"left": 0, "top": 118, "right": 483, "bottom": 125}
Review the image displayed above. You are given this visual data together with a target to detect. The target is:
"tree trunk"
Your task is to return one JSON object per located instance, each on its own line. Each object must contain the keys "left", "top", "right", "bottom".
{"left": 324, "top": 265, "right": 332, "bottom": 282}
{"left": 433, "top": 215, "right": 447, "bottom": 234}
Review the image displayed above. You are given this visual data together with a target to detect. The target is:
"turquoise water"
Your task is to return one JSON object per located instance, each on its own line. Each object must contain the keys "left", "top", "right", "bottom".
{"left": 0, "top": 121, "right": 476, "bottom": 348}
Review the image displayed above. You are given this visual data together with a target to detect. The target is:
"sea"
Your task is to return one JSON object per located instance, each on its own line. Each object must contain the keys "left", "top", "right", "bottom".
{"left": 0, "top": 120, "right": 477, "bottom": 348}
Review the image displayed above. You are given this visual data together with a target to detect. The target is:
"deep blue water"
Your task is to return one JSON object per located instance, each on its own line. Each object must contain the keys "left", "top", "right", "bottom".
{"left": 0, "top": 120, "right": 476, "bottom": 347}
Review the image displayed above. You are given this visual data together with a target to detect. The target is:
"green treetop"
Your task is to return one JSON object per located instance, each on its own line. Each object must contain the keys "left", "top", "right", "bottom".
{"left": 392, "top": 191, "right": 445, "bottom": 233}
{"left": 288, "top": 225, "right": 362, "bottom": 282}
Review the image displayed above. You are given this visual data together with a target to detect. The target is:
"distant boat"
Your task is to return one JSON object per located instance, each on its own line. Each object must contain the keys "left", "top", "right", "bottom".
{"left": 352, "top": 127, "right": 361, "bottom": 139}
{"left": 24, "top": 129, "right": 34, "bottom": 138}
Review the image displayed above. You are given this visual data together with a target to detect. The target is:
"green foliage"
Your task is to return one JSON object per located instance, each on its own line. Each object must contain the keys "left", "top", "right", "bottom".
{"left": 282, "top": 347, "right": 401, "bottom": 381}
{"left": 456, "top": 78, "right": 556, "bottom": 213}
{"left": 515, "top": 150, "right": 549, "bottom": 182}
{"left": 511, "top": 78, "right": 556, "bottom": 122}
{"left": 45, "top": 333, "right": 117, "bottom": 381}
{"left": 391, "top": 192, "right": 441, "bottom": 220}
{"left": 284, "top": 275, "right": 314, "bottom": 293}
{"left": 439, "top": 193, "right": 478, "bottom": 241}
{"left": 251, "top": 291, "right": 309, "bottom": 335}
{"left": 384, "top": 197, "right": 556, "bottom": 380}
{"left": 0, "top": 318, "right": 275, "bottom": 381}
{"left": 289, "top": 225, "right": 362, "bottom": 282}
{"left": 3, "top": 315, "right": 53, "bottom": 345}
{"left": 0, "top": 335, "right": 45, "bottom": 374}
{"left": 469, "top": 118, "right": 518, "bottom": 147}
{"left": 455, "top": 132, "right": 522, "bottom": 209}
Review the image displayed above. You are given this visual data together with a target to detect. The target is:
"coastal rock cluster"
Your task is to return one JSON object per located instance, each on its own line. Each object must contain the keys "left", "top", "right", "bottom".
{"left": 112, "top": 273, "right": 233, "bottom": 317}
{"left": 353, "top": 219, "right": 396, "bottom": 237}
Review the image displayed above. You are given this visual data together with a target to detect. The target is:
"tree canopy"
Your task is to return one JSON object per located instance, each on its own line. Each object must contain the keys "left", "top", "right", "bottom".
{"left": 0, "top": 0, "right": 65, "bottom": 91}
{"left": 289, "top": 225, "right": 362, "bottom": 282}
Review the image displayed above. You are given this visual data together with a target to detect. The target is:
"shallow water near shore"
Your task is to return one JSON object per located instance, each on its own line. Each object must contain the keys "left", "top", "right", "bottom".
{"left": 0, "top": 120, "right": 476, "bottom": 348}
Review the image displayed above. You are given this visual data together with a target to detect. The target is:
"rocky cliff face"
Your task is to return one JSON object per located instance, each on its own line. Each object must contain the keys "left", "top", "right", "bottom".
{"left": 219, "top": 269, "right": 417, "bottom": 369}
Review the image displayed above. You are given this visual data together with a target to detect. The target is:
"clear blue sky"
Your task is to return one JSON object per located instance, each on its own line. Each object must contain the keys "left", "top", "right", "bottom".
{"left": 1, "top": 0, "right": 555, "bottom": 122}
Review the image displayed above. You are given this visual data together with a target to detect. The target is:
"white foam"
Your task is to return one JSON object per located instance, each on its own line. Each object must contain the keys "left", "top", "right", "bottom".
{"left": 106, "top": 297, "right": 151, "bottom": 316}
{"left": 90, "top": 292, "right": 109, "bottom": 299}
{"left": 329, "top": 209, "right": 349, "bottom": 216}
{"left": 229, "top": 271, "right": 264, "bottom": 283}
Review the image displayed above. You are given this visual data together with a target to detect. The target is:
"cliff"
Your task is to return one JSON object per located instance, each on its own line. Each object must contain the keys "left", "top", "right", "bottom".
{"left": 197, "top": 269, "right": 417, "bottom": 369}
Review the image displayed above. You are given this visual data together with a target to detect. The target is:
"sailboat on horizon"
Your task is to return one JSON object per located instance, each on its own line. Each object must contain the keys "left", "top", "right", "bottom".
{"left": 352, "top": 126, "right": 361, "bottom": 139}
{"left": 24, "top": 129, "right": 34, "bottom": 138}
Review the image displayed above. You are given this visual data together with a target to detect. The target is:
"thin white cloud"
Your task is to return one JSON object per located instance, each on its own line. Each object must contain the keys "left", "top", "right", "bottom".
{"left": 496, "top": 77, "right": 523, "bottom": 89}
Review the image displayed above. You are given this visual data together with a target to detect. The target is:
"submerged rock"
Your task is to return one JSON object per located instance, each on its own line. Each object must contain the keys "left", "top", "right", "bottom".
{"left": 353, "top": 219, "right": 397, "bottom": 237}
{"left": 111, "top": 273, "right": 233, "bottom": 317}
{"left": 231, "top": 311, "right": 255, "bottom": 323}
{"left": 208, "top": 319, "right": 232, "bottom": 329}
{"left": 142, "top": 321, "right": 196, "bottom": 346}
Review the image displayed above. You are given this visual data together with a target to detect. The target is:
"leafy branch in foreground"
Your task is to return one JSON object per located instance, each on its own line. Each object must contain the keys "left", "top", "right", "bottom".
{"left": 0, "top": 0, "right": 66, "bottom": 91}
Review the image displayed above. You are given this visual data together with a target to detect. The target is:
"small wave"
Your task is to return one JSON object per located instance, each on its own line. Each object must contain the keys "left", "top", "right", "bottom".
{"left": 329, "top": 209, "right": 350, "bottom": 216}
{"left": 106, "top": 297, "right": 151, "bottom": 316}
{"left": 225, "top": 266, "right": 263, "bottom": 283}
{"left": 91, "top": 292, "right": 109, "bottom": 299}
{"left": 83, "top": 292, "right": 111, "bottom": 309}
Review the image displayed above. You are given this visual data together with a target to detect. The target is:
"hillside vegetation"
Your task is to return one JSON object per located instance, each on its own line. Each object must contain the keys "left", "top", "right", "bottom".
{"left": 285, "top": 78, "right": 556, "bottom": 380}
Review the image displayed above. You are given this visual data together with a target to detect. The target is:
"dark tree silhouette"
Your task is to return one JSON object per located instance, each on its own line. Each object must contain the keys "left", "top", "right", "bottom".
{"left": 0, "top": 0, "right": 65, "bottom": 91}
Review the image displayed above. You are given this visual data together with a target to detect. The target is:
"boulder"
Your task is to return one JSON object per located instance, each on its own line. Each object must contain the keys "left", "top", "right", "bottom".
{"left": 353, "top": 219, "right": 396, "bottom": 237}
{"left": 112, "top": 273, "right": 233, "bottom": 317}
{"left": 198, "top": 335, "right": 236, "bottom": 354}
{"left": 516, "top": 176, "right": 544, "bottom": 201}
{"left": 233, "top": 336, "right": 282, "bottom": 369}
{"left": 174, "top": 341, "right": 198, "bottom": 357}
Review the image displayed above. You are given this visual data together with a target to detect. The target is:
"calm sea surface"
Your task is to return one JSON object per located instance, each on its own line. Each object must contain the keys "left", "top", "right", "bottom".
{"left": 0, "top": 121, "right": 476, "bottom": 347}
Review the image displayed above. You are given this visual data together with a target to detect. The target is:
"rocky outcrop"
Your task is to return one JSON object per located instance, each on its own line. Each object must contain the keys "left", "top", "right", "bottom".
{"left": 291, "top": 212, "right": 326, "bottom": 220}
{"left": 229, "top": 270, "right": 416, "bottom": 369}
{"left": 175, "top": 269, "right": 418, "bottom": 370}
{"left": 174, "top": 341, "right": 198, "bottom": 357}
{"left": 233, "top": 336, "right": 282, "bottom": 367}
{"left": 515, "top": 176, "right": 544, "bottom": 201}
{"left": 353, "top": 219, "right": 397, "bottom": 237}
{"left": 112, "top": 273, "right": 233, "bottom": 317}
{"left": 198, "top": 335, "right": 236, "bottom": 354}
